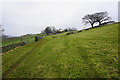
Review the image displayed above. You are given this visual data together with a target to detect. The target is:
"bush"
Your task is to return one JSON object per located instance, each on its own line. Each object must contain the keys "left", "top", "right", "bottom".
{"left": 66, "top": 32, "right": 75, "bottom": 35}
{"left": 77, "top": 30, "right": 82, "bottom": 33}
{"left": 52, "top": 35, "right": 57, "bottom": 38}
{"left": 2, "top": 42, "right": 25, "bottom": 53}
{"left": 35, "top": 37, "right": 39, "bottom": 41}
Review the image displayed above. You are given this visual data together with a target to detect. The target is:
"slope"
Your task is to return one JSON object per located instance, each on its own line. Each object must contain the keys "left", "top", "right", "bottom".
{"left": 2, "top": 23, "right": 119, "bottom": 78}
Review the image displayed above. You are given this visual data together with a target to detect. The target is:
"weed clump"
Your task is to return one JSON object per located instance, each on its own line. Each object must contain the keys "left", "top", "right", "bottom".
{"left": 77, "top": 30, "right": 82, "bottom": 33}
{"left": 66, "top": 32, "right": 75, "bottom": 35}
{"left": 52, "top": 35, "right": 57, "bottom": 38}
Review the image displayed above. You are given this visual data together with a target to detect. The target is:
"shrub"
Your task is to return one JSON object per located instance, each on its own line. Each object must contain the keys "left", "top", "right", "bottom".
{"left": 52, "top": 35, "right": 57, "bottom": 38}
{"left": 77, "top": 30, "right": 82, "bottom": 33}
{"left": 66, "top": 32, "right": 75, "bottom": 35}
{"left": 35, "top": 37, "right": 39, "bottom": 41}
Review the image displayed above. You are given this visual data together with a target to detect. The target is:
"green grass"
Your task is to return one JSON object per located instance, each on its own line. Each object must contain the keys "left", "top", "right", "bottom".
{"left": 1, "top": 34, "right": 44, "bottom": 46}
{"left": 2, "top": 23, "right": 119, "bottom": 78}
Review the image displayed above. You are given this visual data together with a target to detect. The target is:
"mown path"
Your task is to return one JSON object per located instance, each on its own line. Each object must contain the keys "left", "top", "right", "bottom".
{"left": 2, "top": 43, "right": 38, "bottom": 78}
{"left": 2, "top": 39, "right": 48, "bottom": 78}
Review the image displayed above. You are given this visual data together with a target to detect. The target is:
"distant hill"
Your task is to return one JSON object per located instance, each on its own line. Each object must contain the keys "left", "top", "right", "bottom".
{"left": 0, "top": 35, "right": 18, "bottom": 38}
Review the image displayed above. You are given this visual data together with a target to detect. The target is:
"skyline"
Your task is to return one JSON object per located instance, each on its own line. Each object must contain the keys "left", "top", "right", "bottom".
{"left": 1, "top": 1, "right": 118, "bottom": 36}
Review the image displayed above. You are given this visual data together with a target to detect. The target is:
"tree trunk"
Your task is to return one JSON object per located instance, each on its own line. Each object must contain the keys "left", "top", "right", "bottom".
{"left": 91, "top": 23, "right": 94, "bottom": 28}
{"left": 98, "top": 21, "right": 101, "bottom": 26}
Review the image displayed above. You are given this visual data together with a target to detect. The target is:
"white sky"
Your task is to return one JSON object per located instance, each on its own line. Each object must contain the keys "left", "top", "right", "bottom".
{"left": 0, "top": 0, "right": 119, "bottom": 36}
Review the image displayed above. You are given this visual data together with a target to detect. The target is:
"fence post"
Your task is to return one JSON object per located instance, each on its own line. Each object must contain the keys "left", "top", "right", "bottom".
{"left": 21, "top": 38, "right": 23, "bottom": 42}
{"left": 28, "top": 39, "right": 29, "bottom": 43}
{"left": 35, "top": 37, "right": 38, "bottom": 42}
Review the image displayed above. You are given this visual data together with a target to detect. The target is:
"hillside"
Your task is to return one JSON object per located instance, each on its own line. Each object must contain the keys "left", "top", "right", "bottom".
{"left": 2, "top": 23, "right": 119, "bottom": 78}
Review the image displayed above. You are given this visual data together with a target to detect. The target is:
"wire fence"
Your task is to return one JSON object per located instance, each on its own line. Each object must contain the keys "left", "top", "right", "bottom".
{"left": 1, "top": 35, "right": 45, "bottom": 53}
{"left": 20, "top": 37, "right": 35, "bottom": 45}
{"left": 2, "top": 35, "right": 45, "bottom": 47}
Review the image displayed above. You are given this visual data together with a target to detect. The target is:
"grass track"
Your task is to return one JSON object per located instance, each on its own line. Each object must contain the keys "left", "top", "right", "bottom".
{"left": 3, "top": 42, "right": 38, "bottom": 78}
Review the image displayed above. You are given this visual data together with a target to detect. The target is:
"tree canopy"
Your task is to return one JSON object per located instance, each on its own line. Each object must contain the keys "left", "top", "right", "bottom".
{"left": 82, "top": 11, "right": 111, "bottom": 28}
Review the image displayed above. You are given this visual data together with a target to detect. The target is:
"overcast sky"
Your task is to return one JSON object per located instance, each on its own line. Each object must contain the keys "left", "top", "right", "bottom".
{"left": 1, "top": 0, "right": 119, "bottom": 36}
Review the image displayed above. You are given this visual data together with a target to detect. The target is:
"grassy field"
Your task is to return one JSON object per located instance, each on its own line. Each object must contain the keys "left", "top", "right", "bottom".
{"left": 1, "top": 34, "right": 44, "bottom": 47}
{"left": 2, "top": 23, "right": 119, "bottom": 78}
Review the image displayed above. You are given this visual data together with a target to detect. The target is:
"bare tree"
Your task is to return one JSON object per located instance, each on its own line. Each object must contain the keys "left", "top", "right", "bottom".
{"left": 94, "top": 11, "right": 111, "bottom": 26}
{"left": 82, "top": 11, "right": 111, "bottom": 28}
{"left": 45, "top": 26, "right": 57, "bottom": 35}
{"left": 82, "top": 14, "right": 96, "bottom": 28}
{"left": 0, "top": 25, "right": 4, "bottom": 36}
{"left": 45, "top": 27, "right": 52, "bottom": 35}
